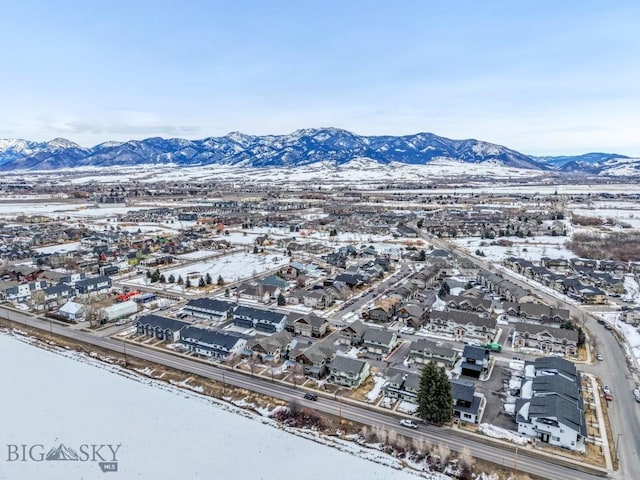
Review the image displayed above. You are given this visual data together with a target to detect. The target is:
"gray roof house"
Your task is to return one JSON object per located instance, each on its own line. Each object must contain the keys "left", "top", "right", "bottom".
{"left": 136, "top": 314, "right": 190, "bottom": 342}
{"left": 233, "top": 306, "right": 287, "bottom": 333}
{"left": 328, "top": 356, "right": 371, "bottom": 388}
{"left": 180, "top": 326, "right": 247, "bottom": 359}
{"left": 363, "top": 329, "right": 398, "bottom": 356}
{"left": 452, "top": 378, "right": 484, "bottom": 424}
{"left": 409, "top": 339, "right": 457, "bottom": 367}
{"left": 183, "top": 298, "right": 237, "bottom": 321}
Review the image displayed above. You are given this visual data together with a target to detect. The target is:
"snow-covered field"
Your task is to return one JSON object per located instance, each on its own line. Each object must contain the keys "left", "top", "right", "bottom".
{"left": 454, "top": 235, "right": 575, "bottom": 263}
{"left": 0, "top": 333, "right": 427, "bottom": 480}
{"left": 129, "top": 251, "right": 290, "bottom": 288}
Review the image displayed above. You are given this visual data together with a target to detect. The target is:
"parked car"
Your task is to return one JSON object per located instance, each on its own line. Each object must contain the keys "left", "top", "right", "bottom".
{"left": 596, "top": 354, "right": 604, "bottom": 361}
{"left": 400, "top": 419, "right": 418, "bottom": 429}
{"left": 303, "top": 393, "right": 318, "bottom": 401}
{"left": 604, "top": 393, "right": 614, "bottom": 402}
{"left": 603, "top": 385, "right": 611, "bottom": 395}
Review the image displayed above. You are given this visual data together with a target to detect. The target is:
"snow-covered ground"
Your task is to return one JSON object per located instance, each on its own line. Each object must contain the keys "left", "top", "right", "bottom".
{"left": 128, "top": 251, "right": 289, "bottom": 288}
{"left": 454, "top": 235, "right": 575, "bottom": 263}
{"left": 478, "top": 424, "right": 530, "bottom": 446}
{"left": 0, "top": 333, "right": 430, "bottom": 480}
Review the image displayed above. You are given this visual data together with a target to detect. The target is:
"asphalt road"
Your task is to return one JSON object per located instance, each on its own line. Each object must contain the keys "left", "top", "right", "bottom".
{"left": 422, "top": 232, "right": 640, "bottom": 480}
{"left": 0, "top": 305, "right": 607, "bottom": 480}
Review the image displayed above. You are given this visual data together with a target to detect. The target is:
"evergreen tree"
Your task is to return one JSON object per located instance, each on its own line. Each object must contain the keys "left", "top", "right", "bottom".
{"left": 159, "top": 274, "right": 166, "bottom": 283}
{"left": 416, "top": 362, "right": 453, "bottom": 425}
{"left": 205, "top": 273, "right": 212, "bottom": 285}
{"left": 168, "top": 274, "right": 175, "bottom": 283}
{"left": 217, "top": 275, "right": 224, "bottom": 286}
{"left": 253, "top": 245, "right": 259, "bottom": 254}
{"left": 277, "top": 293, "right": 286, "bottom": 306}
{"left": 199, "top": 277, "right": 206, "bottom": 287}
{"left": 418, "top": 249, "right": 426, "bottom": 261}
{"left": 177, "top": 275, "right": 184, "bottom": 285}
{"left": 225, "top": 288, "right": 230, "bottom": 297}
{"left": 185, "top": 278, "right": 192, "bottom": 288}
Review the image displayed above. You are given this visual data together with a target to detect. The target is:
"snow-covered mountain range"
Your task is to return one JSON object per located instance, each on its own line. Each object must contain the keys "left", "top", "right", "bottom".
{"left": 0, "top": 128, "right": 637, "bottom": 175}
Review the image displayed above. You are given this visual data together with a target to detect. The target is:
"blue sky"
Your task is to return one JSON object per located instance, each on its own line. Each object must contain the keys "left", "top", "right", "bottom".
{"left": 1, "top": 1, "right": 639, "bottom": 155}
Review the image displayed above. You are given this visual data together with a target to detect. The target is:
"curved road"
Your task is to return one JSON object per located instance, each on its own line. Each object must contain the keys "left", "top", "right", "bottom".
{"left": 423, "top": 232, "right": 640, "bottom": 480}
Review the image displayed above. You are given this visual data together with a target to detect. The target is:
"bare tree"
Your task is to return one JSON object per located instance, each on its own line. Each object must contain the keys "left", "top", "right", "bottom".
{"left": 30, "top": 289, "right": 46, "bottom": 311}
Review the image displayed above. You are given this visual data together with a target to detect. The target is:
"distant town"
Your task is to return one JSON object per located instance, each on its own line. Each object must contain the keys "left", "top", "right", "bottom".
{"left": 1, "top": 170, "right": 639, "bottom": 480}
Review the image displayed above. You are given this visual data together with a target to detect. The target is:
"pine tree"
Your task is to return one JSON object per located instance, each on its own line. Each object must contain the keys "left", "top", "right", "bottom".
{"left": 159, "top": 274, "right": 166, "bottom": 283}
{"left": 199, "top": 277, "right": 206, "bottom": 287}
{"left": 416, "top": 362, "right": 453, "bottom": 425}
{"left": 185, "top": 278, "right": 192, "bottom": 288}
{"left": 217, "top": 275, "right": 224, "bottom": 286}
{"left": 177, "top": 276, "right": 184, "bottom": 285}
{"left": 205, "top": 273, "right": 212, "bottom": 285}
{"left": 277, "top": 293, "right": 286, "bottom": 306}
{"left": 168, "top": 274, "right": 175, "bottom": 283}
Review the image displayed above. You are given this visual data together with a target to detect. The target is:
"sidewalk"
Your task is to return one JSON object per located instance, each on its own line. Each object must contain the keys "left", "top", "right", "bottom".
{"left": 585, "top": 373, "right": 613, "bottom": 471}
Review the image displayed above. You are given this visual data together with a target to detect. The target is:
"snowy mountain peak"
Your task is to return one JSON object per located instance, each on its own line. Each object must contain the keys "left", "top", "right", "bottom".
{"left": 0, "top": 138, "right": 34, "bottom": 153}
{"left": 0, "top": 128, "right": 635, "bottom": 174}
{"left": 46, "top": 138, "right": 81, "bottom": 150}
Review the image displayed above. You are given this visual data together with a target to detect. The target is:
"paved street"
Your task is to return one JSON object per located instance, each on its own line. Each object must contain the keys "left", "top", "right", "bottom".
{"left": 0, "top": 305, "right": 609, "bottom": 480}
{"left": 422, "top": 231, "right": 640, "bottom": 480}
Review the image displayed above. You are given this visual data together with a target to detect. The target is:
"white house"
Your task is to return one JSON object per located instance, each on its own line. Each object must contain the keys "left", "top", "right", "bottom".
{"left": 515, "top": 357, "right": 586, "bottom": 451}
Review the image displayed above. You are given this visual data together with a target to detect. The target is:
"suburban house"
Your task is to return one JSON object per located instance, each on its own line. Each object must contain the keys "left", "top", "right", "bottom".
{"left": 328, "top": 356, "right": 371, "bottom": 388}
{"left": 135, "top": 314, "right": 189, "bottom": 342}
{"left": 409, "top": 339, "right": 458, "bottom": 368}
{"left": 428, "top": 310, "right": 498, "bottom": 342}
{"left": 460, "top": 345, "right": 491, "bottom": 379}
{"left": 452, "top": 378, "right": 485, "bottom": 424}
{"left": 395, "top": 302, "right": 429, "bottom": 329}
{"left": 516, "top": 359, "right": 586, "bottom": 451}
{"left": 183, "top": 298, "right": 237, "bottom": 322}
{"left": 384, "top": 368, "right": 420, "bottom": 403}
{"left": 180, "top": 326, "right": 247, "bottom": 359}
{"left": 286, "top": 312, "right": 330, "bottom": 338}
{"left": 503, "top": 302, "right": 570, "bottom": 324}
{"left": 445, "top": 295, "right": 493, "bottom": 314}
{"left": 293, "top": 344, "right": 336, "bottom": 378}
{"left": 73, "top": 275, "right": 112, "bottom": 296}
{"left": 366, "top": 297, "right": 401, "bottom": 323}
{"left": 2, "top": 280, "right": 47, "bottom": 302}
{"left": 247, "top": 331, "right": 292, "bottom": 362}
{"left": 233, "top": 306, "right": 287, "bottom": 333}
{"left": 338, "top": 320, "right": 368, "bottom": 346}
{"left": 302, "top": 289, "right": 332, "bottom": 309}
{"left": 512, "top": 324, "right": 579, "bottom": 357}
{"left": 42, "top": 284, "right": 76, "bottom": 307}
{"left": 362, "top": 329, "right": 398, "bottom": 357}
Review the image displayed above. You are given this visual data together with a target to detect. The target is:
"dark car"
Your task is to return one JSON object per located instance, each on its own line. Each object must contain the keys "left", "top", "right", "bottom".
{"left": 303, "top": 393, "right": 318, "bottom": 401}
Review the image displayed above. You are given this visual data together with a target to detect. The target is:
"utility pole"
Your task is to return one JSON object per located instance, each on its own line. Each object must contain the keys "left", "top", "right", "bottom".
{"left": 122, "top": 340, "right": 128, "bottom": 367}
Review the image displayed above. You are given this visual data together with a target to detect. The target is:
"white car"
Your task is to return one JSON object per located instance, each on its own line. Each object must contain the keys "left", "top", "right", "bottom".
{"left": 400, "top": 419, "right": 418, "bottom": 429}
{"left": 603, "top": 385, "right": 611, "bottom": 395}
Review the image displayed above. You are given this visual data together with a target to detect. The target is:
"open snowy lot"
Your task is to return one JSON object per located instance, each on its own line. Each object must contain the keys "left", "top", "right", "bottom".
{"left": 0, "top": 333, "right": 424, "bottom": 480}
{"left": 130, "top": 251, "right": 290, "bottom": 287}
